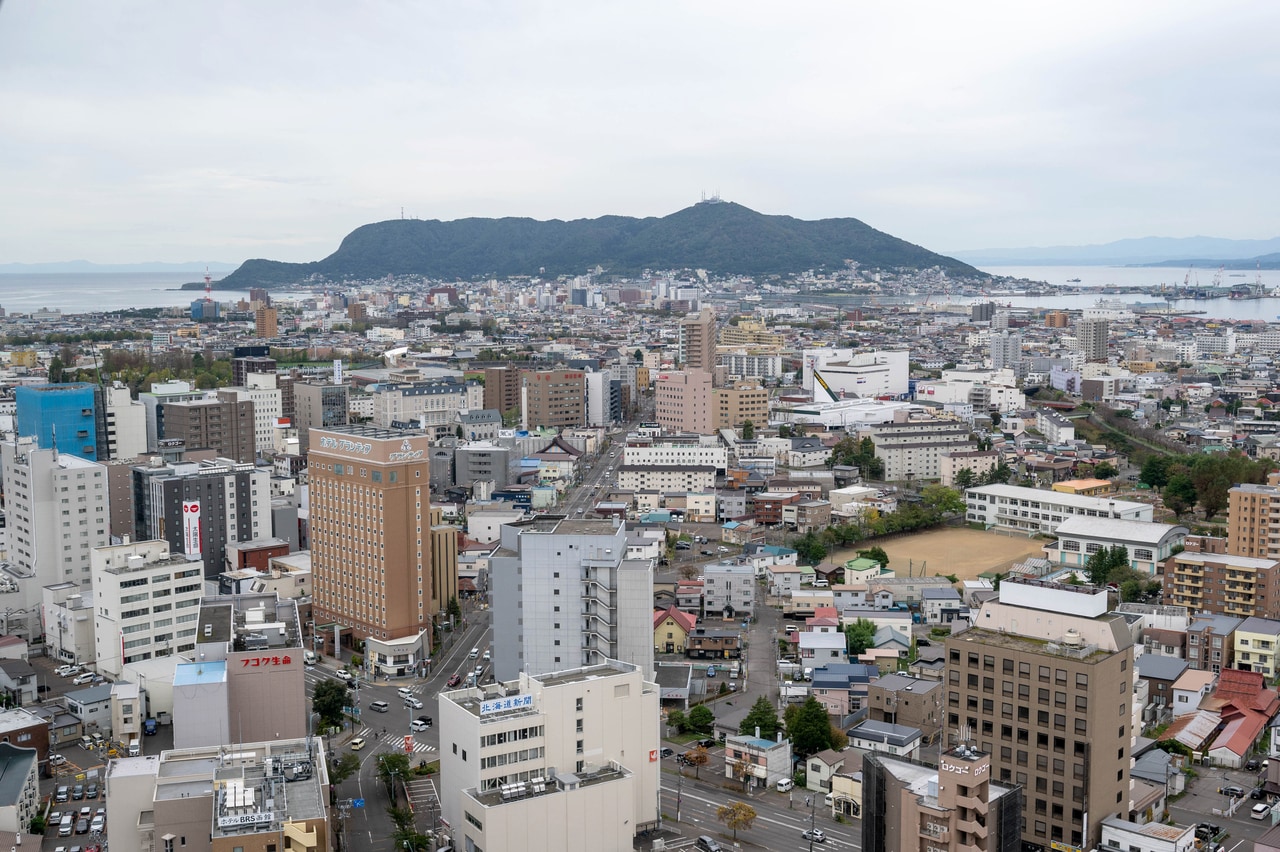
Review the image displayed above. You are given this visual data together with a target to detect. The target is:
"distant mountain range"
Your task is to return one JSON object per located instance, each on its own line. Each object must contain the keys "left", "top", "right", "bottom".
{"left": 951, "top": 236, "right": 1280, "bottom": 267}
{"left": 0, "top": 260, "right": 239, "bottom": 275}
{"left": 217, "top": 201, "right": 977, "bottom": 288}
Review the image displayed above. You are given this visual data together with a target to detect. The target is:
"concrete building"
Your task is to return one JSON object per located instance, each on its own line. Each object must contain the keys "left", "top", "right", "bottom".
{"left": 1227, "top": 473, "right": 1280, "bottom": 560}
{"left": 1098, "top": 816, "right": 1195, "bottom": 852}
{"left": 172, "top": 593, "right": 307, "bottom": 749}
{"left": 310, "top": 426, "right": 457, "bottom": 673}
{"left": 713, "top": 381, "right": 770, "bottom": 431}
{"left": 230, "top": 353, "right": 276, "bottom": 388}
{"left": 438, "top": 660, "right": 660, "bottom": 852}
{"left": 702, "top": 561, "right": 755, "bottom": 618}
{"left": 624, "top": 443, "right": 727, "bottom": 472}
{"left": 138, "top": 379, "right": 208, "bottom": 452}
{"left": 104, "top": 736, "right": 330, "bottom": 852}
{"left": 1235, "top": 616, "right": 1280, "bottom": 679}
{"left": 866, "top": 673, "right": 944, "bottom": 745}
{"left": 218, "top": 374, "right": 283, "bottom": 457}
{"left": 654, "top": 369, "right": 714, "bottom": 434}
{"left": 42, "top": 581, "right": 94, "bottom": 668}
{"left": 723, "top": 734, "right": 792, "bottom": 791}
{"left": 1164, "top": 548, "right": 1280, "bottom": 620}
{"left": 868, "top": 420, "right": 975, "bottom": 481}
{"left": 862, "top": 746, "right": 1023, "bottom": 852}
{"left": 372, "top": 375, "right": 479, "bottom": 437}
{"left": 616, "top": 464, "right": 716, "bottom": 493}
{"left": 964, "top": 484, "right": 1153, "bottom": 533}
{"left": 584, "top": 368, "right": 614, "bottom": 427}
{"left": 133, "top": 457, "right": 271, "bottom": 580}
{"left": 254, "top": 304, "right": 278, "bottom": 338}
{"left": 990, "top": 330, "right": 1022, "bottom": 372}
{"left": 521, "top": 369, "right": 586, "bottom": 431}
{"left": 483, "top": 366, "right": 523, "bottom": 421}
{"left": 103, "top": 380, "right": 148, "bottom": 460}
{"left": 1077, "top": 317, "right": 1110, "bottom": 362}
{"left": 940, "top": 450, "right": 1000, "bottom": 487}
{"left": 679, "top": 307, "right": 716, "bottom": 372}
{"left": 489, "top": 517, "right": 652, "bottom": 681}
{"left": 1044, "top": 517, "right": 1187, "bottom": 576}
{"left": 455, "top": 442, "right": 513, "bottom": 489}
{"left": 161, "top": 397, "right": 256, "bottom": 463}
{"left": 0, "top": 742, "right": 39, "bottom": 835}
{"left": 944, "top": 577, "right": 1135, "bottom": 851}
{"left": 802, "top": 349, "right": 910, "bottom": 398}
{"left": 292, "top": 382, "right": 350, "bottom": 456}
{"left": 0, "top": 436, "right": 110, "bottom": 638}
{"left": 91, "top": 539, "right": 205, "bottom": 676}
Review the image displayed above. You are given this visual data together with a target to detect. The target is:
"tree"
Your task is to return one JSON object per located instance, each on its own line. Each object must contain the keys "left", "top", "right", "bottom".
{"left": 329, "top": 752, "right": 362, "bottom": 787}
{"left": 983, "top": 461, "right": 1013, "bottom": 485}
{"left": 1163, "top": 474, "right": 1197, "bottom": 519}
{"left": 688, "top": 704, "right": 715, "bottom": 734}
{"left": 312, "top": 679, "right": 350, "bottom": 728}
{"left": 738, "top": 696, "right": 781, "bottom": 741}
{"left": 684, "top": 745, "right": 710, "bottom": 779}
{"left": 377, "top": 752, "right": 412, "bottom": 801}
{"left": 858, "top": 546, "right": 889, "bottom": 568}
{"left": 1140, "top": 455, "right": 1171, "bottom": 488}
{"left": 455, "top": 424, "right": 465, "bottom": 438}
{"left": 741, "top": 420, "right": 755, "bottom": 440}
{"left": 920, "top": 484, "right": 965, "bottom": 515}
{"left": 666, "top": 708, "right": 687, "bottom": 734}
{"left": 793, "top": 531, "right": 827, "bottom": 566}
{"left": 634, "top": 348, "right": 644, "bottom": 362}
{"left": 845, "top": 618, "right": 877, "bottom": 656}
{"left": 788, "top": 697, "right": 834, "bottom": 758}
{"left": 953, "top": 467, "right": 976, "bottom": 491}
{"left": 716, "top": 801, "right": 757, "bottom": 841}
{"left": 1085, "top": 545, "right": 1130, "bottom": 587}
{"left": 447, "top": 595, "right": 463, "bottom": 624}
{"left": 778, "top": 423, "right": 793, "bottom": 439}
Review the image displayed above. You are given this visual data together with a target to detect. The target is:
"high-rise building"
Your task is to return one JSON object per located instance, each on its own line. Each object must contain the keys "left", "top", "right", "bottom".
{"left": 138, "top": 379, "right": 208, "bottom": 452}
{"left": 521, "top": 369, "right": 586, "bottom": 431}
{"left": 90, "top": 539, "right": 204, "bottom": 676}
{"left": 1076, "top": 317, "right": 1110, "bottom": 362}
{"left": 1045, "top": 311, "right": 1070, "bottom": 328}
{"left": 133, "top": 457, "right": 271, "bottom": 579}
{"left": 971, "top": 302, "right": 997, "bottom": 323}
{"left": 679, "top": 307, "right": 716, "bottom": 372}
{"left": 15, "top": 382, "right": 103, "bottom": 461}
{"left": 309, "top": 426, "right": 457, "bottom": 675}
{"left": 438, "top": 660, "right": 660, "bottom": 852}
{"left": 231, "top": 353, "right": 277, "bottom": 388}
{"left": 713, "top": 381, "right": 770, "bottom": 431}
{"left": 254, "top": 305, "right": 278, "bottom": 338}
{"left": 654, "top": 369, "right": 714, "bottom": 434}
{"left": 862, "top": 746, "right": 1023, "bottom": 852}
{"left": 944, "top": 577, "right": 1134, "bottom": 851}
{"left": 161, "top": 397, "right": 256, "bottom": 463}
{"left": 584, "top": 369, "right": 614, "bottom": 427}
{"left": 1228, "top": 474, "right": 1280, "bottom": 561}
{"left": 1165, "top": 535, "right": 1280, "bottom": 620}
{"left": 990, "top": 330, "right": 1023, "bottom": 372}
{"left": 218, "top": 374, "right": 283, "bottom": 457}
{"left": 293, "top": 382, "right": 350, "bottom": 455}
{"left": 489, "top": 516, "right": 653, "bottom": 681}
{"left": 483, "top": 366, "right": 522, "bottom": 422}
{"left": 0, "top": 436, "right": 110, "bottom": 638}
{"left": 102, "top": 381, "right": 148, "bottom": 460}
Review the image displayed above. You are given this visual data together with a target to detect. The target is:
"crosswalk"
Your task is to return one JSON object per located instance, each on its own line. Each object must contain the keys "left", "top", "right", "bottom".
{"left": 303, "top": 669, "right": 434, "bottom": 696}
{"left": 355, "top": 727, "right": 436, "bottom": 753}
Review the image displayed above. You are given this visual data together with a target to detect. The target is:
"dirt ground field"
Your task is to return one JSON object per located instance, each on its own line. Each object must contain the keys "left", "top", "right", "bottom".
{"left": 831, "top": 527, "right": 1047, "bottom": 581}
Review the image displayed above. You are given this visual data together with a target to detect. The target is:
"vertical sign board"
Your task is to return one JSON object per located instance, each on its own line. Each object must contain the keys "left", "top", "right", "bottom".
{"left": 403, "top": 735, "right": 414, "bottom": 754}
{"left": 182, "top": 501, "right": 202, "bottom": 556}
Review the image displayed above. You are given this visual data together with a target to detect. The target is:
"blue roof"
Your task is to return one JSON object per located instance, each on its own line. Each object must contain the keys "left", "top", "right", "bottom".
{"left": 174, "top": 660, "right": 227, "bottom": 686}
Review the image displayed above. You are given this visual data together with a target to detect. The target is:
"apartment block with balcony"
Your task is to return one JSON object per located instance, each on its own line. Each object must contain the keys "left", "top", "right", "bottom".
{"left": 1164, "top": 549, "right": 1280, "bottom": 619}
{"left": 1235, "top": 616, "right": 1280, "bottom": 678}
{"left": 1186, "top": 613, "right": 1242, "bottom": 674}
{"left": 1228, "top": 473, "right": 1280, "bottom": 560}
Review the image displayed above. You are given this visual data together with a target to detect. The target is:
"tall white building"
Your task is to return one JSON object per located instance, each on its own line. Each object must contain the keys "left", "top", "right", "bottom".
{"left": 439, "top": 660, "right": 660, "bottom": 852}
{"left": 103, "top": 381, "right": 148, "bottom": 460}
{"left": 622, "top": 443, "right": 727, "bottom": 472}
{"left": 989, "top": 330, "right": 1022, "bottom": 372}
{"left": 218, "top": 374, "right": 282, "bottom": 457}
{"left": 90, "top": 539, "right": 204, "bottom": 677}
{"left": 0, "top": 436, "right": 110, "bottom": 638}
{"left": 802, "top": 348, "right": 909, "bottom": 398}
{"left": 490, "top": 517, "right": 653, "bottom": 682}
{"left": 584, "top": 369, "right": 613, "bottom": 427}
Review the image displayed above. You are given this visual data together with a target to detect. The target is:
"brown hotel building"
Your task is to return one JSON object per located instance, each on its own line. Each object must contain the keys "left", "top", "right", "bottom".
{"left": 309, "top": 425, "right": 457, "bottom": 673}
{"left": 944, "top": 577, "right": 1134, "bottom": 852}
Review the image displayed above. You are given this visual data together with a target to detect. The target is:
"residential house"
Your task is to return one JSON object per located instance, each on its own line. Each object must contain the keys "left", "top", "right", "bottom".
{"left": 920, "top": 587, "right": 963, "bottom": 624}
{"left": 1135, "top": 655, "right": 1189, "bottom": 722}
{"left": 799, "top": 631, "right": 847, "bottom": 667}
{"left": 804, "top": 748, "right": 846, "bottom": 793}
{"left": 653, "top": 606, "right": 697, "bottom": 655}
{"left": 1187, "top": 613, "right": 1243, "bottom": 673}
{"left": 675, "top": 580, "right": 702, "bottom": 613}
{"left": 723, "top": 735, "right": 792, "bottom": 791}
{"left": 767, "top": 564, "right": 805, "bottom": 597}
{"left": 0, "top": 660, "right": 37, "bottom": 707}
{"left": 686, "top": 628, "right": 742, "bottom": 660}
{"left": 1169, "top": 669, "right": 1216, "bottom": 718}
{"left": 809, "top": 663, "right": 877, "bottom": 718}
{"left": 1235, "top": 616, "right": 1280, "bottom": 678}
{"left": 828, "top": 770, "right": 863, "bottom": 819}
{"left": 845, "top": 719, "right": 921, "bottom": 760}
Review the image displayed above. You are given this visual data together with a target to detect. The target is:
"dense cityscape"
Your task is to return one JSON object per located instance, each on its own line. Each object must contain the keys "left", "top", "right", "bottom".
{"left": 0, "top": 266, "right": 1278, "bottom": 852}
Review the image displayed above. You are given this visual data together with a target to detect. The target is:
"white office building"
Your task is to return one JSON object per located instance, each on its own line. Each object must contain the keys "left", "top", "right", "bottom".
{"left": 218, "top": 374, "right": 283, "bottom": 456}
{"left": 0, "top": 436, "right": 110, "bottom": 639}
{"left": 622, "top": 444, "right": 727, "bottom": 472}
{"left": 802, "top": 348, "right": 909, "bottom": 398}
{"left": 91, "top": 539, "right": 204, "bottom": 677}
{"left": 965, "top": 484, "right": 1154, "bottom": 533}
{"left": 584, "top": 369, "right": 613, "bottom": 427}
{"left": 103, "top": 381, "right": 148, "bottom": 460}
{"left": 438, "top": 660, "right": 660, "bottom": 852}
{"left": 490, "top": 517, "right": 653, "bottom": 682}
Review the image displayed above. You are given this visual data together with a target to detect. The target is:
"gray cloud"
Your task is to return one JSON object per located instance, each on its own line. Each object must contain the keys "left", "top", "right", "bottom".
{"left": 0, "top": 1, "right": 1276, "bottom": 264}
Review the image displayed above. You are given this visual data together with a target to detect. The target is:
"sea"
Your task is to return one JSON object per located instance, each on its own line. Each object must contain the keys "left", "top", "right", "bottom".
{"left": 5, "top": 265, "right": 1280, "bottom": 323}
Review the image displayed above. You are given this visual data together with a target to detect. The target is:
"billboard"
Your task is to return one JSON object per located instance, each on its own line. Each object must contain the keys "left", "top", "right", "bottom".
{"left": 182, "top": 501, "right": 202, "bottom": 556}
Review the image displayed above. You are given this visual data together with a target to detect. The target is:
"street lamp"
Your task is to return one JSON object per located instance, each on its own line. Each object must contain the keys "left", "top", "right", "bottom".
{"left": 805, "top": 795, "right": 817, "bottom": 852}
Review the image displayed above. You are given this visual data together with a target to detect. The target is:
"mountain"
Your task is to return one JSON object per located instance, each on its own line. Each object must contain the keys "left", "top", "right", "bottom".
{"left": 950, "top": 236, "right": 1280, "bottom": 266}
{"left": 218, "top": 201, "right": 976, "bottom": 287}
{"left": 0, "top": 260, "right": 239, "bottom": 274}
{"left": 1139, "top": 252, "right": 1280, "bottom": 269}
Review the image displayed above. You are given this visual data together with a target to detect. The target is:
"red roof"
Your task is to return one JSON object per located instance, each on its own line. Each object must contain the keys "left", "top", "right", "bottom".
{"left": 653, "top": 605, "right": 697, "bottom": 633}
{"left": 1210, "top": 669, "right": 1280, "bottom": 717}
{"left": 813, "top": 606, "right": 839, "bottom": 619}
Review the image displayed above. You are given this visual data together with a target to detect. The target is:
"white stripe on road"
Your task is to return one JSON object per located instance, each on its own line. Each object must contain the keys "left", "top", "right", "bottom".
{"left": 663, "top": 784, "right": 861, "bottom": 848}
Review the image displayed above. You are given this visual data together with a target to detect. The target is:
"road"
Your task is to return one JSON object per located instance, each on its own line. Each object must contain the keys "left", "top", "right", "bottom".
{"left": 305, "top": 606, "right": 493, "bottom": 851}
{"left": 562, "top": 428, "right": 626, "bottom": 514}
{"left": 659, "top": 767, "right": 861, "bottom": 850}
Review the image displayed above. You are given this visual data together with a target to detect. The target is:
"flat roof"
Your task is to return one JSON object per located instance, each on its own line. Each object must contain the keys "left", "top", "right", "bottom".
{"left": 174, "top": 660, "right": 227, "bottom": 686}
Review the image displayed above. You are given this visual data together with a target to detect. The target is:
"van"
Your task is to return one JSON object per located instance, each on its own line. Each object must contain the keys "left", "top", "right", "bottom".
{"left": 143, "top": 718, "right": 159, "bottom": 736}
{"left": 59, "top": 814, "right": 74, "bottom": 836}
{"left": 128, "top": 740, "right": 141, "bottom": 757}
{"left": 369, "top": 700, "right": 390, "bottom": 713}
{"left": 80, "top": 735, "right": 94, "bottom": 751}
{"left": 1254, "top": 803, "right": 1272, "bottom": 820}
{"left": 55, "top": 785, "right": 70, "bottom": 803}
{"left": 303, "top": 650, "right": 318, "bottom": 665}
{"left": 777, "top": 778, "right": 794, "bottom": 792}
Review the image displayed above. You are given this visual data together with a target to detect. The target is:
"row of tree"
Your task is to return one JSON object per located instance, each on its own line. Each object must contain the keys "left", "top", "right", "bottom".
{"left": 791, "top": 485, "right": 966, "bottom": 565}
{"left": 1140, "top": 451, "right": 1276, "bottom": 520}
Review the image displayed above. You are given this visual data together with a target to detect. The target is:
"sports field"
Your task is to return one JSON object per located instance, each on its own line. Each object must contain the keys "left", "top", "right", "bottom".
{"left": 831, "top": 527, "right": 1047, "bottom": 581}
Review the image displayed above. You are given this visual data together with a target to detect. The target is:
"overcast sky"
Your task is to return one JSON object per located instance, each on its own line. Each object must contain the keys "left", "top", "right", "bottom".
{"left": 2, "top": 1, "right": 1277, "bottom": 265}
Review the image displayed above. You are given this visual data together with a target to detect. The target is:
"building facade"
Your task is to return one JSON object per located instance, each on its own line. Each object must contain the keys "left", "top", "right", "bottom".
{"left": 521, "top": 369, "right": 586, "bottom": 430}
{"left": 161, "top": 398, "right": 256, "bottom": 464}
{"left": 483, "top": 366, "right": 523, "bottom": 421}
{"left": 654, "top": 370, "right": 714, "bottom": 435}
{"left": 679, "top": 307, "right": 716, "bottom": 372}
{"left": 965, "top": 484, "right": 1153, "bottom": 533}
{"left": 1228, "top": 474, "right": 1280, "bottom": 560}
{"left": 1164, "top": 548, "right": 1280, "bottom": 620}
{"left": 15, "top": 381, "right": 102, "bottom": 461}
{"left": 292, "top": 382, "right": 350, "bottom": 456}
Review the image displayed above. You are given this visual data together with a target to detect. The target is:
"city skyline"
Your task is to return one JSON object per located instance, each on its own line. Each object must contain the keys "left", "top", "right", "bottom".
{"left": 1, "top": 2, "right": 1277, "bottom": 265}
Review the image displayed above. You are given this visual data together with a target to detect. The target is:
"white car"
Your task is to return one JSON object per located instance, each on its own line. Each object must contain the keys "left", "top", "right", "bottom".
{"left": 410, "top": 718, "right": 430, "bottom": 732}
{"left": 397, "top": 687, "right": 413, "bottom": 698}
{"left": 404, "top": 697, "right": 424, "bottom": 710}
{"left": 55, "top": 665, "right": 79, "bottom": 677}
{"left": 71, "top": 673, "right": 96, "bottom": 685}
{"left": 482, "top": 649, "right": 491, "bottom": 661}
{"left": 334, "top": 670, "right": 352, "bottom": 681}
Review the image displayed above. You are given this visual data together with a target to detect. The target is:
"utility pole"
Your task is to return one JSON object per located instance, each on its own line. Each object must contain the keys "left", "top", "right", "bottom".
{"left": 676, "top": 770, "right": 683, "bottom": 824}
{"left": 805, "top": 795, "right": 816, "bottom": 852}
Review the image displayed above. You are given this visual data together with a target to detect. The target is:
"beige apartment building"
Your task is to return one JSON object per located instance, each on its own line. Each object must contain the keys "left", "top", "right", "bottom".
{"left": 161, "top": 398, "right": 256, "bottom": 463}
{"left": 862, "top": 746, "right": 1022, "bottom": 852}
{"left": 944, "top": 577, "right": 1134, "bottom": 851}
{"left": 1228, "top": 473, "right": 1280, "bottom": 560}
{"left": 309, "top": 426, "right": 457, "bottom": 673}
{"left": 521, "top": 368, "right": 586, "bottom": 430}
{"left": 679, "top": 307, "right": 716, "bottom": 371}
{"left": 439, "top": 660, "right": 660, "bottom": 852}
{"left": 654, "top": 369, "right": 714, "bottom": 434}
{"left": 718, "top": 318, "right": 782, "bottom": 348}
{"left": 1164, "top": 538, "right": 1280, "bottom": 619}
{"left": 714, "top": 381, "right": 770, "bottom": 431}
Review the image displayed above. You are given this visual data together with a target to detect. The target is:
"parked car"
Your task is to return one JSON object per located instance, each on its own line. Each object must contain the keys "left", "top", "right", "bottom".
{"left": 75, "top": 819, "right": 89, "bottom": 835}
{"left": 1221, "top": 785, "right": 1247, "bottom": 798}
{"left": 85, "top": 783, "right": 98, "bottom": 799}
{"left": 446, "top": 674, "right": 462, "bottom": 688}
{"left": 1197, "top": 823, "right": 1221, "bottom": 839}
{"left": 1248, "top": 758, "right": 1262, "bottom": 771}
{"left": 705, "top": 666, "right": 716, "bottom": 678}
{"left": 1254, "top": 803, "right": 1272, "bottom": 819}
{"left": 1252, "top": 787, "right": 1268, "bottom": 800}
{"left": 717, "top": 546, "right": 729, "bottom": 553}
{"left": 49, "top": 753, "right": 66, "bottom": 765}
{"left": 696, "top": 738, "right": 717, "bottom": 749}
{"left": 72, "top": 784, "right": 84, "bottom": 800}
{"left": 728, "top": 681, "right": 737, "bottom": 692}
{"left": 695, "top": 836, "right": 723, "bottom": 852}
{"left": 700, "top": 549, "right": 713, "bottom": 556}
{"left": 71, "top": 673, "right": 96, "bottom": 685}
